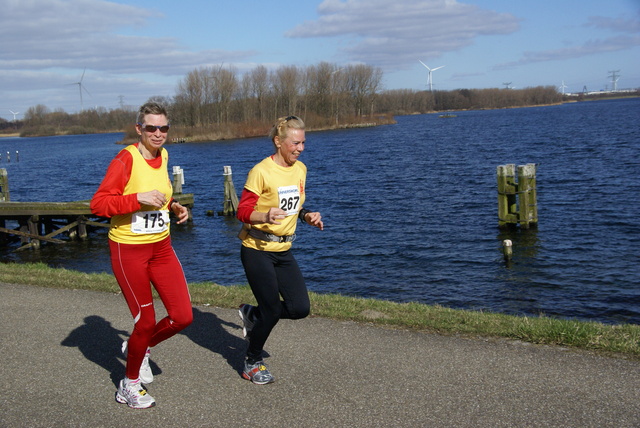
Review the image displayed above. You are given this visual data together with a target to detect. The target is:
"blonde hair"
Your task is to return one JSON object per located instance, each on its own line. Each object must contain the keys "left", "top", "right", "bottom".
{"left": 269, "top": 115, "right": 305, "bottom": 149}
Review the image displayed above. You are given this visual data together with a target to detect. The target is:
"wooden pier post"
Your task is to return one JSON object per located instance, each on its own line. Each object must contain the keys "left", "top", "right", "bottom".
{"left": 172, "top": 166, "right": 184, "bottom": 194}
{"left": 28, "top": 215, "right": 41, "bottom": 249}
{"left": 517, "top": 164, "right": 537, "bottom": 228}
{"left": 169, "top": 166, "right": 195, "bottom": 222}
{"left": 0, "top": 168, "right": 9, "bottom": 201}
{"left": 221, "top": 166, "right": 239, "bottom": 216}
{"left": 77, "top": 216, "right": 88, "bottom": 240}
{"left": 497, "top": 163, "right": 537, "bottom": 229}
{"left": 497, "top": 164, "right": 517, "bottom": 227}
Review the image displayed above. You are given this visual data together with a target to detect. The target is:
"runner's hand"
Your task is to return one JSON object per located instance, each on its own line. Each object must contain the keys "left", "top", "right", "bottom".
{"left": 138, "top": 190, "right": 167, "bottom": 208}
{"left": 265, "top": 207, "right": 287, "bottom": 225}
{"left": 304, "top": 211, "right": 324, "bottom": 231}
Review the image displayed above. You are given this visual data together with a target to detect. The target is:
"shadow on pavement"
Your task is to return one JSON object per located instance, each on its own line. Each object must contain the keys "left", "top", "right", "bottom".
{"left": 61, "top": 315, "right": 160, "bottom": 387}
{"left": 180, "top": 307, "right": 260, "bottom": 376}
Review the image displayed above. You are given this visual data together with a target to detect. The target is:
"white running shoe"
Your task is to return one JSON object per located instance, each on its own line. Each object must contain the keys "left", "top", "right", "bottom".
{"left": 122, "top": 340, "right": 154, "bottom": 384}
{"left": 115, "top": 378, "right": 155, "bottom": 409}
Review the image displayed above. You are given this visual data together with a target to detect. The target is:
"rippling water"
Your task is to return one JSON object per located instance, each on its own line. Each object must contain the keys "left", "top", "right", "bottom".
{"left": 2, "top": 98, "right": 639, "bottom": 324}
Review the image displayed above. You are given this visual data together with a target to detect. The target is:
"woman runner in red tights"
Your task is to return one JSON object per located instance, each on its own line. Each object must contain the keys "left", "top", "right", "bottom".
{"left": 91, "top": 102, "right": 193, "bottom": 409}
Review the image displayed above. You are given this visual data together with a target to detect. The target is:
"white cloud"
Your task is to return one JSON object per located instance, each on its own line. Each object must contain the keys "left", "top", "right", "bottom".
{"left": 0, "top": 0, "right": 258, "bottom": 114}
{"left": 585, "top": 14, "right": 640, "bottom": 34}
{"left": 494, "top": 34, "right": 640, "bottom": 70}
{"left": 286, "top": 0, "right": 520, "bottom": 69}
{"left": 0, "top": 0, "right": 254, "bottom": 76}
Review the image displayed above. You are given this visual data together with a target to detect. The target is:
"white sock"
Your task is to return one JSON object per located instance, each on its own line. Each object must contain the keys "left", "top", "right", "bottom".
{"left": 124, "top": 377, "right": 141, "bottom": 386}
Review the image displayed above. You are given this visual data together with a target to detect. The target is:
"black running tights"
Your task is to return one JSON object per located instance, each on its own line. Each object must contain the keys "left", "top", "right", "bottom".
{"left": 240, "top": 246, "right": 310, "bottom": 361}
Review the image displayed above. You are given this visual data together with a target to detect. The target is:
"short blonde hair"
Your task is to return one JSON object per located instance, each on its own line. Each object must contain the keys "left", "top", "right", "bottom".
{"left": 137, "top": 102, "right": 168, "bottom": 125}
{"left": 269, "top": 115, "right": 305, "bottom": 149}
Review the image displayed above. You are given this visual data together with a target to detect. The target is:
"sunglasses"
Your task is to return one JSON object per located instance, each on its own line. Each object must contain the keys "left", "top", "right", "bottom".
{"left": 138, "top": 123, "right": 170, "bottom": 133}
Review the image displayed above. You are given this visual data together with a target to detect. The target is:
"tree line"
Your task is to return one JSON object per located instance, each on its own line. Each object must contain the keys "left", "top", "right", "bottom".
{"left": 2, "top": 105, "right": 132, "bottom": 137}
{"left": 2, "top": 61, "right": 587, "bottom": 138}
{"left": 167, "top": 62, "right": 385, "bottom": 132}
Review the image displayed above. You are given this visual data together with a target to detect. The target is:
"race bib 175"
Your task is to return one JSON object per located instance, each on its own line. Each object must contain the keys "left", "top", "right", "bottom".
{"left": 131, "top": 210, "right": 170, "bottom": 234}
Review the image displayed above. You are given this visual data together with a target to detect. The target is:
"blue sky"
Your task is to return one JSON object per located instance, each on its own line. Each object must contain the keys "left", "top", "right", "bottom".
{"left": 1, "top": 0, "right": 638, "bottom": 121}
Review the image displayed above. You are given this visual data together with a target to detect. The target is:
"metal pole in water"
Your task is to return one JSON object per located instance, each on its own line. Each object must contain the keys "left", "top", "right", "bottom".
{"left": 502, "top": 239, "right": 513, "bottom": 261}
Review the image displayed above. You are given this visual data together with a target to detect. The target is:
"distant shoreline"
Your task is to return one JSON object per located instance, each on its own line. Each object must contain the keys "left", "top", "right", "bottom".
{"left": 2, "top": 95, "right": 637, "bottom": 140}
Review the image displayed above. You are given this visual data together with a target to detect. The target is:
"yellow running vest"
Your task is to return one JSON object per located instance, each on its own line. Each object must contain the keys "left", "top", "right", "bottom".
{"left": 241, "top": 157, "right": 307, "bottom": 252}
{"left": 109, "top": 145, "right": 173, "bottom": 244}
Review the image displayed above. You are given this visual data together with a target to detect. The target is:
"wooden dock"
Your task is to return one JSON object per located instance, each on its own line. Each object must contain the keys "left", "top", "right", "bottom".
{"left": 0, "top": 166, "right": 194, "bottom": 251}
{"left": 0, "top": 194, "right": 194, "bottom": 251}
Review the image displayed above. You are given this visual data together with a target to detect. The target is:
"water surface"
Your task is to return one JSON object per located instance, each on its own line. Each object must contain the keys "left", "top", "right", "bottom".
{"left": 1, "top": 98, "right": 639, "bottom": 324}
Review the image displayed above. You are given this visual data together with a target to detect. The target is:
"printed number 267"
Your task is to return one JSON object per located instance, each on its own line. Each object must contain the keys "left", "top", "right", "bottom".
{"left": 280, "top": 196, "right": 299, "bottom": 211}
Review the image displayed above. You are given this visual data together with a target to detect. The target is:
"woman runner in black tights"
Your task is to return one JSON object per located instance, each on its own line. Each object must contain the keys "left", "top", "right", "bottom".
{"left": 236, "top": 115, "right": 324, "bottom": 384}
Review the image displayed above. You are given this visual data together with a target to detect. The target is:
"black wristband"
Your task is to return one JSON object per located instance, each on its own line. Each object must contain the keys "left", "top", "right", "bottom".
{"left": 298, "top": 208, "right": 311, "bottom": 222}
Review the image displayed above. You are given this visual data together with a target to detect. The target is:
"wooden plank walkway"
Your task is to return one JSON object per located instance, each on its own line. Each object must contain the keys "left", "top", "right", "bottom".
{"left": 0, "top": 193, "right": 194, "bottom": 251}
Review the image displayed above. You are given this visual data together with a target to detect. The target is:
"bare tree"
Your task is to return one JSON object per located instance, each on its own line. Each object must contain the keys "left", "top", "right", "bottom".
{"left": 272, "top": 65, "right": 301, "bottom": 117}
{"left": 250, "top": 65, "right": 270, "bottom": 122}
{"left": 304, "top": 62, "right": 334, "bottom": 121}
{"left": 240, "top": 73, "right": 253, "bottom": 122}
{"left": 346, "top": 64, "right": 383, "bottom": 117}
{"left": 24, "top": 104, "right": 50, "bottom": 124}
{"left": 175, "top": 67, "right": 207, "bottom": 126}
{"left": 213, "top": 66, "right": 239, "bottom": 124}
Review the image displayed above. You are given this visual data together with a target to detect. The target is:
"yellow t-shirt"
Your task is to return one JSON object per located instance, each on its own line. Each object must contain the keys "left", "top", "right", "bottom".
{"left": 241, "top": 156, "right": 307, "bottom": 252}
{"left": 109, "top": 145, "right": 173, "bottom": 244}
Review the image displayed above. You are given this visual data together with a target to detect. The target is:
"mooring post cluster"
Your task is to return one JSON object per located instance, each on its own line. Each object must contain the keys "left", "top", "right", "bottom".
{"left": 1, "top": 151, "right": 20, "bottom": 163}
{"left": 497, "top": 163, "right": 538, "bottom": 229}
{"left": 497, "top": 163, "right": 538, "bottom": 262}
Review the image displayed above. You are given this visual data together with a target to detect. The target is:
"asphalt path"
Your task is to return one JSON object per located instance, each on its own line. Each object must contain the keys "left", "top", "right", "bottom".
{"left": 1, "top": 282, "right": 638, "bottom": 427}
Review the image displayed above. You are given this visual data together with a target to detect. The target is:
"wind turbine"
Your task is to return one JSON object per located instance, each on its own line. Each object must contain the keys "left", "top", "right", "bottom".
{"left": 9, "top": 110, "right": 20, "bottom": 121}
{"left": 418, "top": 60, "right": 445, "bottom": 92}
{"left": 68, "top": 68, "right": 91, "bottom": 111}
{"left": 559, "top": 80, "right": 567, "bottom": 95}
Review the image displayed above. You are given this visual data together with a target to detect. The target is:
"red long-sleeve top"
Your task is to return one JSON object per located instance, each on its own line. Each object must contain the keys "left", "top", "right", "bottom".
{"left": 236, "top": 189, "right": 260, "bottom": 223}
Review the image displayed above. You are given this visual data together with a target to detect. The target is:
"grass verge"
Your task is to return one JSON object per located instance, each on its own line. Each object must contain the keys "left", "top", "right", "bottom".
{"left": 1, "top": 262, "right": 638, "bottom": 359}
